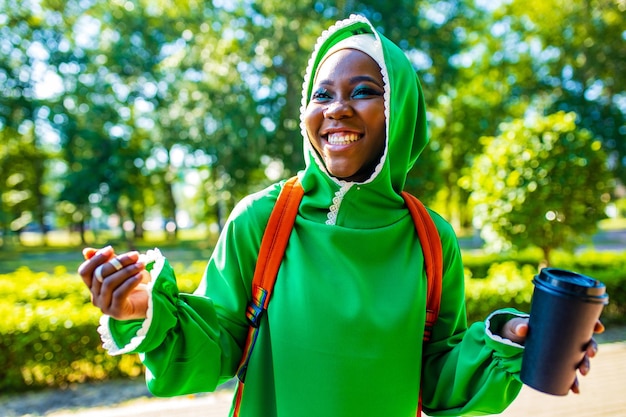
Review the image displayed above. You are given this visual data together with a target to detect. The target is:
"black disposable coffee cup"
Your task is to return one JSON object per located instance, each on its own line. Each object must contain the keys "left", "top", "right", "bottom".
{"left": 520, "top": 267, "right": 608, "bottom": 395}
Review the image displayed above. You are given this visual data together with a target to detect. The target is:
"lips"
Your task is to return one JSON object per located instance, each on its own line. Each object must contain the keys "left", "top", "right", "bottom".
{"left": 326, "top": 132, "right": 360, "bottom": 145}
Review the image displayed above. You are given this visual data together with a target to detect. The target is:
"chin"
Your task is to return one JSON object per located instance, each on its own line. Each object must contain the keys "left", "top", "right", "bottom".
{"left": 328, "top": 169, "right": 357, "bottom": 180}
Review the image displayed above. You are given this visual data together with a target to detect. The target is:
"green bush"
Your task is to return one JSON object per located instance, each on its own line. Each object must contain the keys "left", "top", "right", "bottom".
{"left": 0, "top": 267, "right": 139, "bottom": 393}
{"left": 0, "top": 254, "right": 623, "bottom": 394}
{"left": 465, "top": 261, "right": 535, "bottom": 322}
{"left": 464, "top": 251, "right": 626, "bottom": 326}
{"left": 0, "top": 263, "right": 206, "bottom": 393}
{"left": 560, "top": 251, "right": 626, "bottom": 327}
{"left": 462, "top": 248, "right": 544, "bottom": 279}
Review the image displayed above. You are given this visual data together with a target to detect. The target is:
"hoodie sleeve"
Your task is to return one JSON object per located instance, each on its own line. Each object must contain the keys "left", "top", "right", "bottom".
{"left": 101, "top": 254, "right": 245, "bottom": 395}
{"left": 420, "top": 217, "right": 526, "bottom": 416}
{"left": 97, "top": 188, "right": 279, "bottom": 396}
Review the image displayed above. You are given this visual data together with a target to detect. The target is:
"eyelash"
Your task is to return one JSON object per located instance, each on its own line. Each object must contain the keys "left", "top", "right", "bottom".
{"left": 311, "top": 86, "right": 382, "bottom": 101}
{"left": 353, "top": 87, "right": 382, "bottom": 97}
{"left": 311, "top": 88, "right": 331, "bottom": 101}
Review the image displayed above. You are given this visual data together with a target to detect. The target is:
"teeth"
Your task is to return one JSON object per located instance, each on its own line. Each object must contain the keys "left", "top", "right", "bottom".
{"left": 327, "top": 132, "right": 359, "bottom": 145}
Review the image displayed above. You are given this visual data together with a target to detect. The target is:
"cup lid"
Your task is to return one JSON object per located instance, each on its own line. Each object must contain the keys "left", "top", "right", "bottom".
{"left": 535, "top": 267, "right": 608, "bottom": 299}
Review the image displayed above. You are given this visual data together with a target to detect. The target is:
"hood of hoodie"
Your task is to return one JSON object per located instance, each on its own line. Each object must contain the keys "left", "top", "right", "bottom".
{"left": 297, "top": 15, "right": 428, "bottom": 229}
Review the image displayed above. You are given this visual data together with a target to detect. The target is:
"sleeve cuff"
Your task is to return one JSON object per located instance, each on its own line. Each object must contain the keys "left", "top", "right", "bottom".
{"left": 485, "top": 308, "right": 529, "bottom": 349}
{"left": 97, "top": 248, "right": 165, "bottom": 355}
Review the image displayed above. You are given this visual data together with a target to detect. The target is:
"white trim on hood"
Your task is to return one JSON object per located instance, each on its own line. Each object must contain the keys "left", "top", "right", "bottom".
{"left": 299, "top": 15, "right": 391, "bottom": 224}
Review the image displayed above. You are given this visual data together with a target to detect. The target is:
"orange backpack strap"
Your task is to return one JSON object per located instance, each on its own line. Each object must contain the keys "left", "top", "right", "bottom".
{"left": 236, "top": 176, "right": 303, "bottom": 382}
{"left": 233, "top": 176, "right": 303, "bottom": 417}
{"left": 401, "top": 192, "right": 443, "bottom": 341}
{"left": 234, "top": 182, "right": 441, "bottom": 417}
{"left": 402, "top": 191, "right": 443, "bottom": 416}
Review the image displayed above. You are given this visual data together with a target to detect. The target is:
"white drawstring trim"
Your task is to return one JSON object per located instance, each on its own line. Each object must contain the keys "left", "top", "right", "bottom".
{"left": 326, "top": 183, "right": 354, "bottom": 225}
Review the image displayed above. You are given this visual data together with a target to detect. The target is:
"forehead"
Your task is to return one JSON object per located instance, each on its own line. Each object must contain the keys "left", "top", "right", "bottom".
{"left": 314, "top": 49, "right": 383, "bottom": 84}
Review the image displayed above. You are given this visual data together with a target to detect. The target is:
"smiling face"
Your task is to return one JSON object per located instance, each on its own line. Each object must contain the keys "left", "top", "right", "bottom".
{"left": 303, "top": 49, "right": 386, "bottom": 183}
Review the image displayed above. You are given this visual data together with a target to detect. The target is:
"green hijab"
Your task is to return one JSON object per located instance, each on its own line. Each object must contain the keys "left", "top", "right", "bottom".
{"left": 298, "top": 14, "right": 429, "bottom": 228}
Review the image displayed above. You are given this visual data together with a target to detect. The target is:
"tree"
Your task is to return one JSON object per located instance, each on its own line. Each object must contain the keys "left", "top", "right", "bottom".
{"left": 1, "top": 0, "right": 623, "bottom": 248}
{"left": 0, "top": 2, "right": 58, "bottom": 246}
{"left": 463, "top": 111, "right": 613, "bottom": 264}
{"left": 502, "top": 0, "right": 626, "bottom": 186}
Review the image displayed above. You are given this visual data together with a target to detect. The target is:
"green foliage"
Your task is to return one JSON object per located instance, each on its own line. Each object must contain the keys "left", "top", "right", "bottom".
{"left": 462, "top": 247, "right": 544, "bottom": 279}
{"left": 464, "top": 250, "right": 626, "bottom": 326}
{"left": 0, "top": 126, "right": 50, "bottom": 241}
{"left": 503, "top": 0, "right": 626, "bottom": 186}
{"left": 552, "top": 250, "right": 626, "bottom": 326}
{"left": 1, "top": 0, "right": 624, "bottom": 251}
{"left": 0, "top": 263, "right": 205, "bottom": 393}
{"left": 0, "top": 267, "right": 131, "bottom": 392}
{"left": 462, "top": 111, "right": 613, "bottom": 263}
{"left": 465, "top": 261, "right": 535, "bottom": 322}
{"left": 0, "top": 253, "right": 623, "bottom": 393}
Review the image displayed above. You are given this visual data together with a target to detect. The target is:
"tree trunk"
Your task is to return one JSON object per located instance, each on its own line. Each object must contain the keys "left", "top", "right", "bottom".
{"left": 540, "top": 246, "right": 552, "bottom": 269}
{"left": 36, "top": 218, "right": 48, "bottom": 247}
{"left": 164, "top": 179, "right": 179, "bottom": 241}
{"left": 215, "top": 198, "right": 227, "bottom": 234}
{"left": 79, "top": 219, "right": 87, "bottom": 246}
{"left": 129, "top": 206, "right": 145, "bottom": 240}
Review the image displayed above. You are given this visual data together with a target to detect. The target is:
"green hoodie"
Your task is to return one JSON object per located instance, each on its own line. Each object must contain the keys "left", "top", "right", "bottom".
{"left": 100, "top": 15, "right": 526, "bottom": 417}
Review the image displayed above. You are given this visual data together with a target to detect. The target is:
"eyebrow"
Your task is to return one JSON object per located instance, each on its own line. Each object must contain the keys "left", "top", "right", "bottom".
{"left": 317, "top": 75, "right": 384, "bottom": 88}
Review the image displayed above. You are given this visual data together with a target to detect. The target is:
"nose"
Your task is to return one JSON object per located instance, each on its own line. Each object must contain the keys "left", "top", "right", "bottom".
{"left": 323, "top": 100, "right": 353, "bottom": 119}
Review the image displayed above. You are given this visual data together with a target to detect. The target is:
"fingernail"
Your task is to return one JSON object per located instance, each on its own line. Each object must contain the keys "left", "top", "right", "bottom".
{"left": 96, "top": 245, "right": 112, "bottom": 255}
{"left": 515, "top": 323, "right": 527, "bottom": 336}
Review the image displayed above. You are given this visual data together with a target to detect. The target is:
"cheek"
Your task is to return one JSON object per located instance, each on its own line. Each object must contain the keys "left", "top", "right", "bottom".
{"left": 368, "top": 106, "right": 386, "bottom": 141}
{"left": 303, "top": 105, "right": 321, "bottom": 135}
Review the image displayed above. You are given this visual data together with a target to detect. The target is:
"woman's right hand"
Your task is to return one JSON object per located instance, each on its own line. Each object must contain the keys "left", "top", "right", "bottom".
{"left": 78, "top": 246, "right": 151, "bottom": 320}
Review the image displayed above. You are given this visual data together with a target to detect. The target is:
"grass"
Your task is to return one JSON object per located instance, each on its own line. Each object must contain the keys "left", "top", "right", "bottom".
{"left": 599, "top": 217, "right": 626, "bottom": 231}
{"left": 1, "top": 218, "right": 625, "bottom": 274}
{"left": 0, "top": 229, "right": 218, "bottom": 274}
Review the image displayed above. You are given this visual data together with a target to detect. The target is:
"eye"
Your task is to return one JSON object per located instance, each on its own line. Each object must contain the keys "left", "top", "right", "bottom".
{"left": 352, "top": 85, "right": 383, "bottom": 99}
{"left": 311, "top": 88, "right": 331, "bottom": 102}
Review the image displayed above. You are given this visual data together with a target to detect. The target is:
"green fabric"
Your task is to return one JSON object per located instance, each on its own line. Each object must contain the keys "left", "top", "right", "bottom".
{"left": 105, "top": 15, "right": 525, "bottom": 417}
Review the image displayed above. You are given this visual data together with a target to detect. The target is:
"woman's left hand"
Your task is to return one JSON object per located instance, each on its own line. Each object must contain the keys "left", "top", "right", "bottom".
{"left": 502, "top": 317, "right": 605, "bottom": 394}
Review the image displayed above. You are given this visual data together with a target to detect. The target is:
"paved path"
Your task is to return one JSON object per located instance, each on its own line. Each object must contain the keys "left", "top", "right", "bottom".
{"left": 500, "top": 341, "right": 626, "bottom": 417}
{"left": 42, "top": 341, "right": 626, "bottom": 417}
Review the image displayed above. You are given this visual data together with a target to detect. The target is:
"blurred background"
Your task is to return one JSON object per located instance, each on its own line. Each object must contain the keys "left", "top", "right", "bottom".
{"left": 1, "top": 0, "right": 625, "bottom": 255}
{"left": 0, "top": 0, "right": 624, "bottom": 414}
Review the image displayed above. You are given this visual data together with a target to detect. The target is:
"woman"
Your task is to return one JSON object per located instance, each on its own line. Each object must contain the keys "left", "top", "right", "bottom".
{"left": 78, "top": 15, "right": 599, "bottom": 416}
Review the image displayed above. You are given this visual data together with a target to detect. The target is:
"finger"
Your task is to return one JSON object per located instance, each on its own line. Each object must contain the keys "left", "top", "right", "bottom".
{"left": 77, "top": 246, "right": 114, "bottom": 287}
{"left": 570, "top": 377, "right": 580, "bottom": 394}
{"left": 85, "top": 249, "right": 127, "bottom": 303}
{"left": 513, "top": 321, "right": 528, "bottom": 338}
{"left": 94, "top": 251, "right": 141, "bottom": 284}
{"left": 94, "top": 264, "right": 106, "bottom": 284}
{"left": 94, "top": 256, "right": 124, "bottom": 285}
{"left": 97, "top": 257, "right": 145, "bottom": 312}
{"left": 586, "top": 339, "right": 599, "bottom": 358}
{"left": 594, "top": 320, "right": 605, "bottom": 334}
{"left": 108, "top": 273, "right": 146, "bottom": 319}
{"left": 139, "top": 268, "right": 152, "bottom": 284}
{"left": 109, "top": 257, "right": 124, "bottom": 272}
{"left": 83, "top": 247, "right": 98, "bottom": 260}
{"left": 578, "top": 355, "right": 591, "bottom": 376}
{"left": 502, "top": 317, "right": 529, "bottom": 344}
